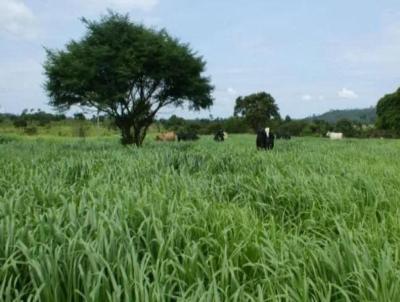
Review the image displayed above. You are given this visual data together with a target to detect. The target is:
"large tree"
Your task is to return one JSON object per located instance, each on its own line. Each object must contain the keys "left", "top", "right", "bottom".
{"left": 44, "top": 12, "right": 213, "bottom": 146}
{"left": 234, "top": 92, "right": 280, "bottom": 132}
{"left": 376, "top": 88, "right": 400, "bottom": 133}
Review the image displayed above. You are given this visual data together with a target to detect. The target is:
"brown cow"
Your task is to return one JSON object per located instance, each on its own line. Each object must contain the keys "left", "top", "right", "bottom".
{"left": 155, "top": 131, "right": 177, "bottom": 142}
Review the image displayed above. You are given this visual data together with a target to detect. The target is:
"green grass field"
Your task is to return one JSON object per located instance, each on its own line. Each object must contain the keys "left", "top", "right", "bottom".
{"left": 1, "top": 135, "right": 400, "bottom": 301}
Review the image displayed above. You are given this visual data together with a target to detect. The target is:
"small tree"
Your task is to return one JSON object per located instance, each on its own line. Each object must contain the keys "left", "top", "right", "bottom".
{"left": 335, "top": 119, "right": 358, "bottom": 137}
{"left": 234, "top": 92, "right": 280, "bottom": 132}
{"left": 13, "top": 118, "right": 28, "bottom": 128}
{"left": 44, "top": 12, "right": 213, "bottom": 146}
{"left": 74, "top": 113, "right": 86, "bottom": 121}
{"left": 376, "top": 88, "right": 400, "bottom": 133}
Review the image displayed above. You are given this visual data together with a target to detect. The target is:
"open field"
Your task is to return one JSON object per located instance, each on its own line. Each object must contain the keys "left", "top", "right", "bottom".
{"left": 1, "top": 135, "right": 400, "bottom": 301}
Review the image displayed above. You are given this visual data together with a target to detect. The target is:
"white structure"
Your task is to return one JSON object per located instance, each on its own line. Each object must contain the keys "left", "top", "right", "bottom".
{"left": 326, "top": 132, "right": 343, "bottom": 140}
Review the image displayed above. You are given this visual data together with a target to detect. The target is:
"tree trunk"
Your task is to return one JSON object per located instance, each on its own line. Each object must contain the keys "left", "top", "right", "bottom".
{"left": 132, "top": 123, "right": 151, "bottom": 147}
{"left": 120, "top": 124, "right": 134, "bottom": 145}
{"left": 133, "top": 128, "right": 142, "bottom": 147}
{"left": 116, "top": 116, "right": 153, "bottom": 147}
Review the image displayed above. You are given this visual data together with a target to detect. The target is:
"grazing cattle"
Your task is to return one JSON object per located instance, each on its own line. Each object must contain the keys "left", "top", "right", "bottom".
{"left": 214, "top": 130, "right": 228, "bottom": 142}
{"left": 326, "top": 132, "right": 343, "bottom": 140}
{"left": 155, "top": 131, "right": 177, "bottom": 142}
{"left": 256, "top": 127, "right": 275, "bottom": 150}
{"left": 177, "top": 131, "right": 199, "bottom": 141}
{"left": 256, "top": 128, "right": 267, "bottom": 150}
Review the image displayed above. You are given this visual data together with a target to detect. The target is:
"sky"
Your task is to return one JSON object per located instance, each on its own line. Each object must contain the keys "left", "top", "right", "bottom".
{"left": 0, "top": 0, "right": 399, "bottom": 119}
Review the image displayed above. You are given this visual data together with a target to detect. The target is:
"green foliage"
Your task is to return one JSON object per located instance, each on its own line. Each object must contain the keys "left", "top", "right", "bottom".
{"left": 73, "top": 113, "right": 86, "bottom": 121}
{"left": 308, "top": 107, "right": 377, "bottom": 123}
{"left": 13, "top": 118, "right": 27, "bottom": 128}
{"left": 1, "top": 136, "right": 400, "bottom": 300}
{"left": 234, "top": 92, "right": 281, "bottom": 132}
{"left": 162, "top": 114, "right": 186, "bottom": 131}
{"left": 376, "top": 88, "right": 400, "bottom": 133}
{"left": 223, "top": 117, "right": 250, "bottom": 133}
{"left": 24, "top": 126, "right": 38, "bottom": 136}
{"left": 276, "top": 120, "right": 309, "bottom": 136}
{"left": 159, "top": 116, "right": 251, "bottom": 135}
{"left": 335, "top": 118, "right": 360, "bottom": 137}
{"left": 44, "top": 12, "right": 213, "bottom": 146}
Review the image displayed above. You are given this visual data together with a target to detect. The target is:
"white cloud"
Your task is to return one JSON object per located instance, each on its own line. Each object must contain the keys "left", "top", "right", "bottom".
{"left": 301, "top": 94, "right": 326, "bottom": 101}
{"left": 81, "top": 0, "right": 158, "bottom": 11}
{"left": 301, "top": 94, "right": 313, "bottom": 101}
{"left": 338, "top": 88, "right": 358, "bottom": 100}
{"left": 0, "top": 0, "right": 38, "bottom": 40}
{"left": 227, "top": 87, "right": 237, "bottom": 95}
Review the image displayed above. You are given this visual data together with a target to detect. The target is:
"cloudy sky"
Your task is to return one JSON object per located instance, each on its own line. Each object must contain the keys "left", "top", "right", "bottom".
{"left": 0, "top": 0, "right": 399, "bottom": 118}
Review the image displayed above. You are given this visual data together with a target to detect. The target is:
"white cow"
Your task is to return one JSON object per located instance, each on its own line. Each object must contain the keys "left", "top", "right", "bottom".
{"left": 326, "top": 132, "right": 343, "bottom": 140}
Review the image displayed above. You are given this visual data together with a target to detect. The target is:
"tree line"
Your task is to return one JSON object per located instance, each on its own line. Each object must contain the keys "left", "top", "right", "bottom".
{"left": 2, "top": 104, "right": 398, "bottom": 139}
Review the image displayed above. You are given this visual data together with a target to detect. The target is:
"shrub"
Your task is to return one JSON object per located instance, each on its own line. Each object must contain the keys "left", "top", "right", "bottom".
{"left": 13, "top": 118, "right": 28, "bottom": 128}
{"left": 24, "top": 126, "right": 38, "bottom": 135}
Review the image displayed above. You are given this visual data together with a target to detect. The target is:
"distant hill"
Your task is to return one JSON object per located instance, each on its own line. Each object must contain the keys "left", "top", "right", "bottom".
{"left": 306, "top": 107, "right": 376, "bottom": 124}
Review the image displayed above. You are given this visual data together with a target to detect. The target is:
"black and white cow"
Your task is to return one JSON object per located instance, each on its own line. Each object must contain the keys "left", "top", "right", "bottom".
{"left": 256, "top": 127, "right": 275, "bottom": 150}
{"left": 214, "top": 129, "right": 228, "bottom": 142}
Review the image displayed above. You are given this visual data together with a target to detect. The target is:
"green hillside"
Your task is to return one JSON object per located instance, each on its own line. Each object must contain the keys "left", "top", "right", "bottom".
{"left": 307, "top": 107, "right": 376, "bottom": 124}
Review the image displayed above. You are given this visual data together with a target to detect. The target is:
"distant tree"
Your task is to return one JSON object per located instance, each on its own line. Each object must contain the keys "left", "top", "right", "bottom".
{"left": 234, "top": 92, "right": 280, "bottom": 132}
{"left": 285, "top": 115, "right": 292, "bottom": 122}
{"left": 74, "top": 113, "right": 86, "bottom": 121}
{"left": 335, "top": 119, "right": 358, "bottom": 137}
{"left": 313, "top": 119, "right": 332, "bottom": 136}
{"left": 24, "top": 126, "right": 38, "bottom": 135}
{"left": 224, "top": 117, "right": 250, "bottom": 133}
{"left": 277, "top": 120, "right": 308, "bottom": 137}
{"left": 44, "top": 12, "right": 213, "bottom": 146}
{"left": 13, "top": 118, "right": 28, "bottom": 128}
{"left": 376, "top": 88, "right": 400, "bottom": 133}
{"left": 163, "top": 115, "right": 186, "bottom": 131}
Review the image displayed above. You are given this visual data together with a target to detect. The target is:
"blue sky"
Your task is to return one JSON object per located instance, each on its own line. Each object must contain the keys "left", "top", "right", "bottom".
{"left": 0, "top": 0, "right": 399, "bottom": 118}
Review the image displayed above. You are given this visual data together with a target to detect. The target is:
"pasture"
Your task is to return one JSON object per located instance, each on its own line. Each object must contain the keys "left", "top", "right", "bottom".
{"left": 1, "top": 135, "right": 400, "bottom": 301}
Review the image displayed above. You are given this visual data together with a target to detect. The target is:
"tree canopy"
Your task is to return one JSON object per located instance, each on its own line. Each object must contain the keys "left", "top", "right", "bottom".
{"left": 376, "top": 88, "right": 400, "bottom": 133}
{"left": 234, "top": 92, "right": 280, "bottom": 132}
{"left": 44, "top": 12, "right": 213, "bottom": 146}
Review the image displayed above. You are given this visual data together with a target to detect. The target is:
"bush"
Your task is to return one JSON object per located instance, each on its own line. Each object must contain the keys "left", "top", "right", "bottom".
{"left": 13, "top": 119, "right": 28, "bottom": 128}
{"left": 24, "top": 126, "right": 38, "bottom": 135}
{"left": 335, "top": 119, "right": 360, "bottom": 137}
{"left": 74, "top": 125, "right": 89, "bottom": 137}
{"left": 224, "top": 117, "right": 250, "bottom": 134}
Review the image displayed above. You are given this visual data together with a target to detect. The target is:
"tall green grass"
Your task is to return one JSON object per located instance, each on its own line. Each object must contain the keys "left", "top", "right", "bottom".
{"left": 1, "top": 135, "right": 400, "bottom": 301}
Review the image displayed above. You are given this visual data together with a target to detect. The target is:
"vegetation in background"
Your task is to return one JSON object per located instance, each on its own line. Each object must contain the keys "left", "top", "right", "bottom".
{"left": 1, "top": 136, "right": 400, "bottom": 300}
{"left": 0, "top": 109, "right": 396, "bottom": 139}
{"left": 2, "top": 88, "right": 399, "bottom": 139}
{"left": 306, "top": 107, "right": 377, "bottom": 124}
{"left": 376, "top": 88, "right": 400, "bottom": 134}
{"left": 44, "top": 12, "right": 213, "bottom": 146}
{"left": 234, "top": 92, "right": 281, "bottom": 132}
